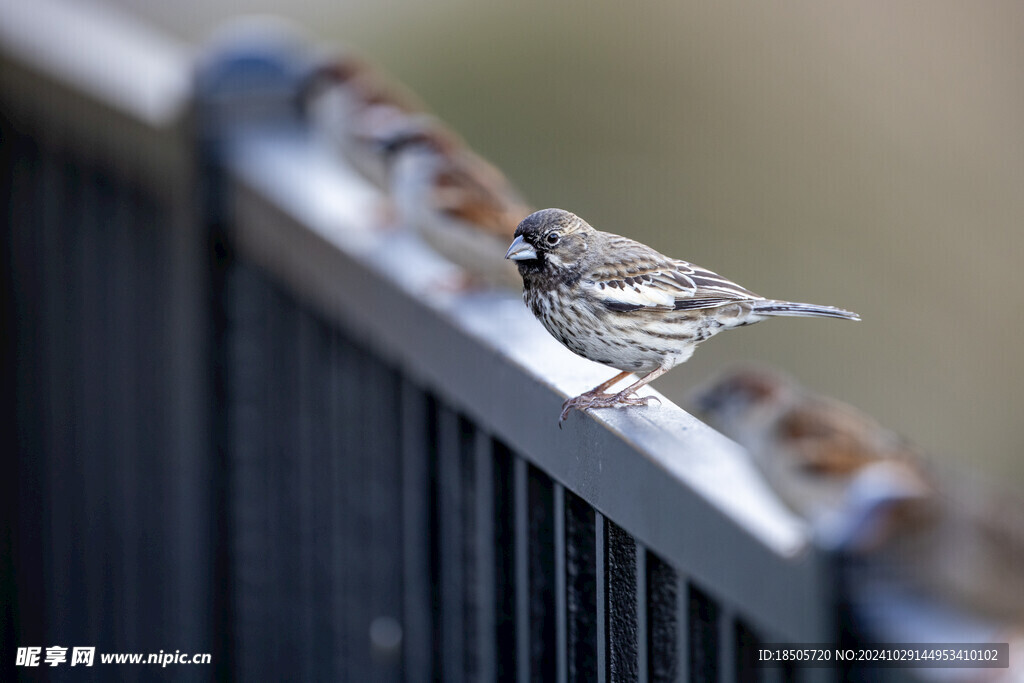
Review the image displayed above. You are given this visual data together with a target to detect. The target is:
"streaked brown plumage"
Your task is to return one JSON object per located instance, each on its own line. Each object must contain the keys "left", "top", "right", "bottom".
{"left": 301, "top": 52, "right": 533, "bottom": 289}
{"left": 505, "top": 209, "right": 860, "bottom": 424}
{"left": 299, "top": 53, "right": 427, "bottom": 117}
{"left": 693, "top": 366, "right": 1024, "bottom": 627}
{"left": 691, "top": 366, "right": 932, "bottom": 549}
{"left": 299, "top": 52, "right": 446, "bottom": 190}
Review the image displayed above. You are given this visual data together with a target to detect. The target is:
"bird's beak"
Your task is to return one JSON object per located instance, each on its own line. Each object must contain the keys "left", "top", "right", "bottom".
{"left": 505, "top": 235, "right": 538, "bottom": 261}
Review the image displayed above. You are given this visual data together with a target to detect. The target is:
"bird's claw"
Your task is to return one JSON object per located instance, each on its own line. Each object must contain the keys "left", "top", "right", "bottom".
{"left": 558, "top": 390, "right": 660, "bottom": 426}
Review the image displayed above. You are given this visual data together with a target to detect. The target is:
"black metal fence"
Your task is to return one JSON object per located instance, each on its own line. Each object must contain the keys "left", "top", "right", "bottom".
{"left": 2, "top": 2, "right": 836, "bottom": 680}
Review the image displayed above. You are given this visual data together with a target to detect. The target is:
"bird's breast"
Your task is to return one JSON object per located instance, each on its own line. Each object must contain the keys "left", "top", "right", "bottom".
{"left": 523, "top": 282, "right": 669, "bottom": 373}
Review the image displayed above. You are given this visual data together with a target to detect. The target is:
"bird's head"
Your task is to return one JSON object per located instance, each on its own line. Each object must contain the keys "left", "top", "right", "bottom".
{"left": 690, "top": 365, "right": 794, "bottom": 434}
{"left": 356, "top": 114, "right": 458, "bottom": 188}
{"left": 295, "top": 54, "right": 366, "bottom": 117}
{"left": 505, "top": 208, "right": 592, "bottom": 276}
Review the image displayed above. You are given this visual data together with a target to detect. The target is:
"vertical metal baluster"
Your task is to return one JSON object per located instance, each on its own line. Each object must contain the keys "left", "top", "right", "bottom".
{"left": 324, "top": 326, "right": 348, "bottom": 678}
{"left": 564, "top": 491, "right": 597, "bottom": 683}
{"left": 555, "top": 484, "right": 568, "bottom": 683}
{"left": 514, "top": 456, "right": 530, "bottom": 682}
{"left": 676, "top": 572, "right": 689, "bottom": 683}
{"left": 595, "top": 512, "right": 606, "bottom": 683}
{"left": 165, "top": 134, "right": 209, "bottom": 657}
{"left": 717, "top": 605, "right": 736, "bottom": 683}
{"left": 781, "top": 658, "right": 798, "bottom": 683}
{"left": 604, "top": 521, "right": 639, "bottom": 682}
{"left": 366, "top": 360, "right": 404, "bottom": 681}
{"left": 527, "top": 465, "right": 557, "bottom": 681}
{"left": 644, "top": 553, "right": 678, "bottom": 683}
{"left": 733, "top": 619, "right": 765, "bottom": 683}
{"left": 132, "top": 186, "right": 170, "bottom": 649}
{"left": 271, "top": 277, "right": 295, "bottom": 678}
{"left": 636, "top": 544, "right": 649, "bottom": 683}
{"left": 400, "top": 379, "right": 433, "bottom": 681}
{"left": 349, "top": 343, "right": 376, "bottom": 681}
{"left": 0, "top": 111, "right": 15, "bottom": 673}
{"left": 492, "top": 443, "right": 517, "bottom": 681}
{"left": 295, "top": 307, "right": 318, "bottom": 680}
{"left": 458, "top": 418, "right": 477, "bottom": 680}
{"left": 473, "top": 433, "right": 496, "bottom": 681}
{"left": 311, "top": 325, "right": 339, "bottom": 679}
{"left": 331, "top": 305, "right": 356, "bottom": 679}
{"left": 224, "top": 264, "right": 264, "bottom": 683}
{"left": 687, "top": 583, "right": 719, "bottom": 683}
{"left": 437, "top": 403, "right": 465, "bottom": 682}
{"left": 6, "top": 126, "right": 45, "bottom": 654}
{"left": 41, "top": 137, "right": 74, "bottom": 646}
{"left": 275, "top": 286, "right": 303, "bottom": 678}
{"left": 75, "top": 156, "right": 105, "bottom": 647}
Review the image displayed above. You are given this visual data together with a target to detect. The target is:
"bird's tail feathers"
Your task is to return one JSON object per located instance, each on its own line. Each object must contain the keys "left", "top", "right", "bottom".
{"left": 754, "top": 300, "right": 860, "bottom": 321}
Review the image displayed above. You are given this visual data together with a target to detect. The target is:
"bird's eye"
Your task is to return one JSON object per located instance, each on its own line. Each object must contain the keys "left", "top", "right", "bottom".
{"left": 546, "top": 232, "right": 561, "bottom": 245}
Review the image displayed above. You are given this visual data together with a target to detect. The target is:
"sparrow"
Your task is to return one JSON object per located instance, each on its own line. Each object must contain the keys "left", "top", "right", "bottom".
{"left": 298, "top": 52, "right": 439, "bottom": 190}
{"left": 375, "top": 118, "right": 532, "bottom": 290}
{"left": 693, "top": 366, "right": 1024, "bottom": 625}
{"left": 690, "top": 366, "right": 933, "bottom": 551}
{"left": 504, "top": 209, "right": 860, "bottom": 424}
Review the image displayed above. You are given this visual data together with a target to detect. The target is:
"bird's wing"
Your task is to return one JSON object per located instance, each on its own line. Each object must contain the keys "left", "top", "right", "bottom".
{"left": 582, "top": 235, "right": 763, "bottom": 312}
{"left": 431, "top": 150, "right": 531, "bottom": 240}
{"left": 777, "top": 397, "right": 926, "bottom": 475}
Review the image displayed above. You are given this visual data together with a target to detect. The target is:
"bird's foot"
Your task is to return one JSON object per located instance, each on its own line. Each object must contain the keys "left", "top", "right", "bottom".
{"left": 559, "top": 389, "right": 660, "bottom": 426}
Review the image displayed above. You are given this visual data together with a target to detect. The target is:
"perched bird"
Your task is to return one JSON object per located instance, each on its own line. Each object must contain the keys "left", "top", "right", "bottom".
{"left": 897, "top": 476, "right": 1024, "bottom": 623}
{"left": 692, "top": 366, "right": 1024, "bottom": 625}
{"left": 504, "top": 209, "right": 860, "bottom": 424}
{"left": 299, "top": 51, "right": 531, "bottom": 289}
{"left": 298, "top": 52, "right": 438, "bottom": 189}
{"left": 690, "top": 366, "right": 933, "bottom": 551}
{"left": 374, "top": 118, "right": 532, "bottom": 290}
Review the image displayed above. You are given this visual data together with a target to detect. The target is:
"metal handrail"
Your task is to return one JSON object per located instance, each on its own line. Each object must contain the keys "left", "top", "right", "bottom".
{"left": 3, "top": 1, "right": 838, "bottom": 679}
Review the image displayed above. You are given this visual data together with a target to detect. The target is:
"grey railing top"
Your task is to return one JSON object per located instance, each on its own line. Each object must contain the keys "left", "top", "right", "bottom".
{"left": 2, "top": 0, "right": 833, "bottom": 643}
{"left": 0, "top": 0, "right": 190, "bottom": 127}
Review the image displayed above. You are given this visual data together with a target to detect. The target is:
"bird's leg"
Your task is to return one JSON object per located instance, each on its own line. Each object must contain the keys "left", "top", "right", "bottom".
{"left": 608, "top": 366, "right": 670, "bottom": 402}
{"left": 559, "top": 368, "right": 668, "bottom": 424}
{"left": 586, "top": 370, "right": 634, "bottom": 396}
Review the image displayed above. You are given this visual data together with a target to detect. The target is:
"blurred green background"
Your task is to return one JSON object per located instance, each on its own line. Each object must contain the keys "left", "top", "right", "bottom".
{"left": 109, "top": 0, "right": 1024, "bottom": 483}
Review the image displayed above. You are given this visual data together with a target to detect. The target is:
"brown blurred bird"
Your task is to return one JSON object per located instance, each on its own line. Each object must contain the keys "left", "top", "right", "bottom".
{"left": 375, "top": 118, "right": 532, "bottom": 290}
{"left": 300, "top": 51, "right": 531, "bottom": 289}
{"left": 886, "top": 471, "right": 1024, "bottom": 624}
{"left": 691, "top": 365, "right": 932, "bottom": 550}
{"left": 299, "top": 51, "right": 438, "bottom": 189}
{"left": 504, "top": 209, "right": 860, "bottom": 424}
{"left": 692, "top": 366, "right": 1024, "bottom": 624}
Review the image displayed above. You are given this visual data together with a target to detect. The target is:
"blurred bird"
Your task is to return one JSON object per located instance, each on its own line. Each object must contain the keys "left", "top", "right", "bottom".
{"left": 300, "top": 51, "right": 532, "bottom": 289}
{"left": 690, "top": 365, "right": 933, "bottom": 551}
{"left": 504, "top": 209, "right": 860, "bottom": 424}
{"left": 692, "top": 365, "right": 1024, "bottom": 626}
{"left": 298, "top": 51, "right": 439, "bottom": 189}
{"left": 374, "top": 118, "right": 532, "bottom": 290}
{"left": 886, "top": 471, "right": 1024, "bottom": 624}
